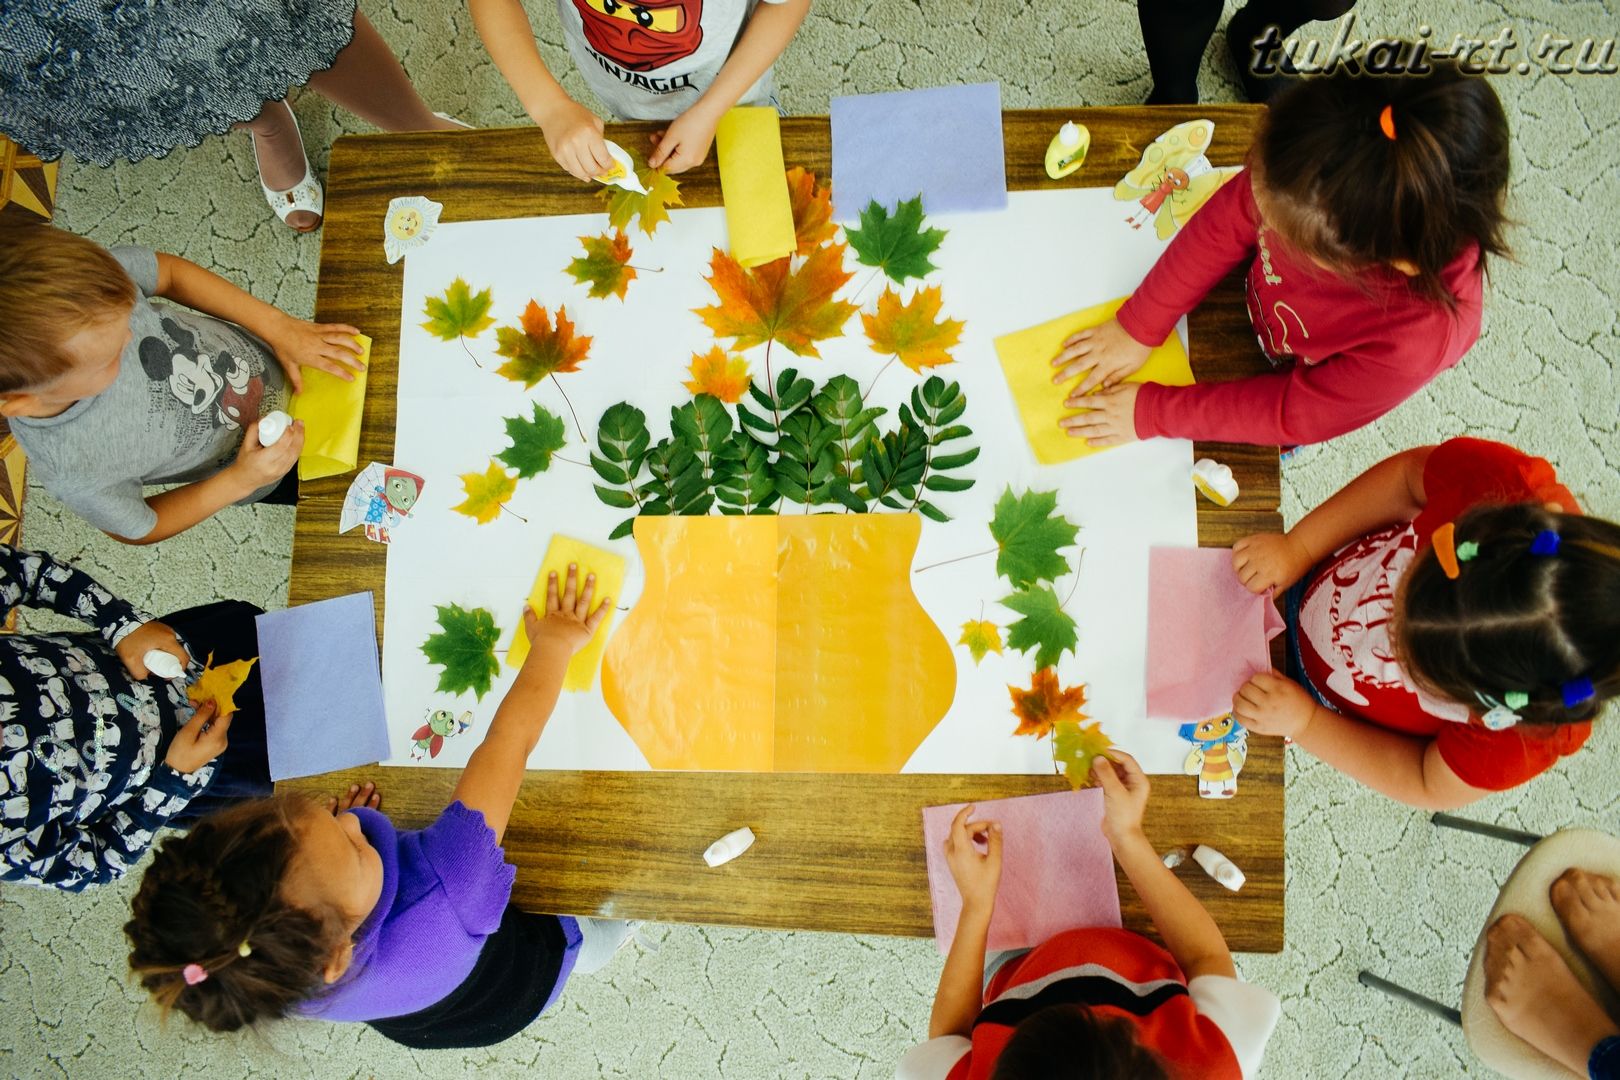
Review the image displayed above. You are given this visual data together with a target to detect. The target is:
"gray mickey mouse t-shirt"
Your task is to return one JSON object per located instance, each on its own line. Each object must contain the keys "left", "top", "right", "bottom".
{"left": 11, "top": 246, "right": 286, "bottom": 540}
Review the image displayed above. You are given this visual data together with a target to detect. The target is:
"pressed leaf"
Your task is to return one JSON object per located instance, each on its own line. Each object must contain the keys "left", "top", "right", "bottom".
{"left": 989, "top": 488, "right": 1080, "bottom": 589}
{"left": 862, "top": 286, "right": 965, "bottom": 373}
{"left": 1001, "top": 585, "right": 1079, "bottom": 670}
{"left": 694, "top": 244, "right": 858, "bottom": 359}
{"left": 187, "top": 652, "right": 258, "bottom": 716}
{"left": 452, "top": 461, "right": 518, "bottom": 525}
{"left": 958, "top": 620, "right": 1003, "bottom": 665}
{"left": 602, "top": 164, "right": 683, "bottom": 236}
{"left": 1052, "top": 718, "right": 1114, "bottom": 789}
{"left": 566, "top": 230, "right": 637, "bottom": 300}
{"left": 494, "top": 301, "right": 592, "bottom": 388}
{"left": 420, "top": 603, "right": 502, "bottom": 700}
{"left": 421, "top": 278, "right": 496, "bottom": 341}
{"left": 1007, "top": 667, "right": 1087, "bottom": 738}
{"left": 845, "top": 196, "right": 947, "bottom": 285}
{"left": 683, "top": 346, "right": 752, "bottom": 404}
{"left": 785, "top": 166, "right": 836, "bottom": 255}
{"left": 496, "top": 402, "right": 567, "bottom": 479}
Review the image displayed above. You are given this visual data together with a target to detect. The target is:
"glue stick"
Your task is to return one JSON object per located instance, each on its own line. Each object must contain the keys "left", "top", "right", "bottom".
{"left": 1192, "top": 845, "right": 1245, "bottom": 891}
{"left": 703, "top": 827, "right": 755, "bottom": 867}
{"left": 257, "top": 410, "right": 292, "bottom": 447}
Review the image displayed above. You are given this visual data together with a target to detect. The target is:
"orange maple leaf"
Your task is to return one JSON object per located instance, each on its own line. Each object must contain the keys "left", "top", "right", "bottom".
{"left": 683, "top": 346, "right": 752, "bottom": 403}
{"left": 862, "top": 285, "right": 965, "bottom": 373}
{"left": 1007, "top": 667, "right": 1088, "bottom": 739}
{"left": 693, "top": 244, "right": 857, "bottom": 359}
{"left": 494, "top": 301, "right": 592, "bottom": 388}
{"left": 785, "top": 166, "right": 836, "bottom": 256}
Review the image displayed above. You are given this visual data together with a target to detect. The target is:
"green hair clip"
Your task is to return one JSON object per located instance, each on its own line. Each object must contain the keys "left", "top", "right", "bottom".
{"left": 1455, "top": 540, "right": 1480, "bottom": 563}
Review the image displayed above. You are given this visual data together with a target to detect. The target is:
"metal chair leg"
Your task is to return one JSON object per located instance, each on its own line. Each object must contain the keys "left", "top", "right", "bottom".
{"left": 1357, "top": 971, "right": 1462, "bottom": 1026}
{"left": 1430, "top": 813, "right": 1542, "bottom": 847}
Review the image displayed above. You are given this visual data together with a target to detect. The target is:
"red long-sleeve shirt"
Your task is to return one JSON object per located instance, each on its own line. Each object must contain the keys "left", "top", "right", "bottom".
{"left": 1117, "top": 173, "right": 1483, "bottom": 445}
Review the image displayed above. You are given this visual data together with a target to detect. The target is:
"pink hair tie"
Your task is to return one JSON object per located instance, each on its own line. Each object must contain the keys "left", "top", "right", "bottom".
{"left": 182, "top": 963, "right": 209, "bottom": 986}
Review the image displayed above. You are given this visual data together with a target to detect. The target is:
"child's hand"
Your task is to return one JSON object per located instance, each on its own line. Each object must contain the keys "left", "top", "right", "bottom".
{"left": 1232, "top": 671, "right": 1317, "bottom": 738}
{"left": 164, "top": 699, "right": 230, "bottom": 774}
{"left": 648, "top": 106, "right": 720, "bottom": 174}
{"left": 521, "top": 563, "right": 611, "bottom": 659}
{"left": 944, "top": 805, "right": 1002, "bottom": 915}
{"left": 328, "top": 781, "right": 381, "bottom": 814}
{"left": 1051, "top": 318, "right": 1152, "bottom": 395}
{"left": 1093, "top": 750, "right": 1151, "bottom": 849}
{"left": 537, "top": 99, "right": 614, "bottom": 182}
{"left": 1232, "top": 532, "right": 1313, "bottom": 594}
{"left": 230, "top": 416, "right": 304, "bottom": 490}
{"left": 265, "top": 316, "right": 366, "bottom": 393}
{"left": 1058, "top": 383, "right": 1140, "bottom": 447}
{"left": 115, "top": 620, "right": 189, "bottom": 680}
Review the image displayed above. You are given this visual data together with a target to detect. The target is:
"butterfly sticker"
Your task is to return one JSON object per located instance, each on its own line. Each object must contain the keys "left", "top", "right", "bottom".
{"left": 383, "top": 195, "right": 444, "bottom": 264}
{"left": 1115, "top": 120, "right": 1243, "bottom": 241}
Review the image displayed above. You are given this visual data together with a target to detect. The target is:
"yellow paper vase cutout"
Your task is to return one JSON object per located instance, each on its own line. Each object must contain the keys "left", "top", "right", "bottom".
{"left": 505, "top": 534, "right": 627, "bottom": 692}
{"left": 994, "top": 297, "right": 1193, "bottom": 465}
{"left": 714, "top": 107, "right": 796, "bottom": 268}
{"left": 601, "top": 514, "right": 956, "bottom": 772}
{"left": 291, "top": 333, "right": 370, "bottom": 480}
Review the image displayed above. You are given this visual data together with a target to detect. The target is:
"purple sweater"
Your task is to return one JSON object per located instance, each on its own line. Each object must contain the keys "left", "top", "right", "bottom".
{"left": 297, "top": 801, "right": 576, "bottom": 1023}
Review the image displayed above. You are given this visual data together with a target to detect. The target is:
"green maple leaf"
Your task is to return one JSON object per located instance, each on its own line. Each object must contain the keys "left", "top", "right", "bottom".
{"left": 566, "top": 230, "right": 637, "bottom": 300}
{"left": 421, "top": 278, "right": 496, "bottom": 341}
{"left": 496, "top": 402, "right": 567, "bottom": 479}
{"left": 844, "top": 196, "right": 947, "bottom": 286}
{"left": 989, "top": 488, "right": 1080, "bottom": 589}
{"left": 420, "top": 603, "right": 502, "bottom": 700}
{"left": 1001, "top": 586, "right": 1079, "bottom": 670}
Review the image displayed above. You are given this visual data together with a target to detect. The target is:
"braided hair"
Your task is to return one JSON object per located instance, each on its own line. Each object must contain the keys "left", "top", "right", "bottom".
{"left": 125, "top": 796, "right": 348, "bottom": 1031}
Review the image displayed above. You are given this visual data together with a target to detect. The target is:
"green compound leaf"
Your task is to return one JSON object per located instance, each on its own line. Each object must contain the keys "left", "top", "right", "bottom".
{"left": 420, "top": 603, "right": 502, "bottom": 701}
{"left": 1000, "top": 586, "right": 1079, "bottom": 670}
{"left": 421, "top": 278, "right": 496, "bottom": 342}
{"left": 989, "top": 488, "right": 1080, "bottom": 589}
{"left": 496, "top": 402, "right": 567, "bottom": 479}
{"left": 845, "top": 196, "right": 947, "bottom": 286}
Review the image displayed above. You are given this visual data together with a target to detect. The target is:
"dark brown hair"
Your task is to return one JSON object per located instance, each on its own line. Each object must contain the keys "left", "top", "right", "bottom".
{"left": 0, "top": 220, "right": 137, "bottom": 393}
{"left": 990, "top": 1004, "right": 1171, "bottom": 1080}
{"left": 1253, "top": 58, "right": 1511, "bottom": 308}
{"left": 125, "top": 796, "right": 347, "bottom": 1031}
{"left": 1398, "top": 504, "right": 1620, "bottom": 725}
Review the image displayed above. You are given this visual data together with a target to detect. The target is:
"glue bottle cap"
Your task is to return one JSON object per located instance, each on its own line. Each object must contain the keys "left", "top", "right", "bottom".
{"left": 257, "top": 410, "right": 292, "bottom": 448}
{"left": 1059, "top": 121, "right": 1081, "bottom": 146}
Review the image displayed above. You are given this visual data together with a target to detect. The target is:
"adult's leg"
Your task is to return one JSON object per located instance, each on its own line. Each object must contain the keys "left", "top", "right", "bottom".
{"left": 1226, "top": 0, "right": 1358, "bottom": 101}
{"left": 305, "top": 11, "right": 461, "bottom": 133}
{"left": 1483, "top": 914, "right": 1620, "bottom": 1078}
{"left": 1137, "top": 0, "right": 1225, "bottom": 105}
{"left": 238, "top": 98, "right": 320, "bottom": 232}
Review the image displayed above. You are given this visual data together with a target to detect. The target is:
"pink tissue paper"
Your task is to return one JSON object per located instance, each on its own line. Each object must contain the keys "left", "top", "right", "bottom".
{"left": 923, "top": 789, "right": 1121, "bottom": 955}
{"left": 1146, "top": 546, "right": 1286, "bottom": 722}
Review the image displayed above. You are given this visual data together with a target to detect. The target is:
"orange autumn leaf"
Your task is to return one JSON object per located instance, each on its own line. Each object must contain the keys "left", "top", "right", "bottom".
{"left": 785, "top": 166, "right": 836, "bottom": 255}
{"left": 494, "top": 301, "right": 592, "bottom": 388}
{"left": 187, "top": 652, "right": 258, "bottom": 717}
{"left": 683, "top": 347, "right": 752, "bottom": 403}
{"left": 566, "top": 230, "right": 637, "bottom": 300}
{"left": 862, "top": 285, "right": 965, "bottom": 373}
{"left": 1007, "top": 667, "right": 1088, "bottom": 739}
{"left": 693, "top": 243, "right": 858, "bottom": 359}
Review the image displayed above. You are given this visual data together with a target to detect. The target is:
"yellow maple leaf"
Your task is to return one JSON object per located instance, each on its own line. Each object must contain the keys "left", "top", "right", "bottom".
{"left": 1052, "top": 718, "right": 1114, "bottom": 789}
{"left": 602, "top": 165, "right": 683, "bottom": 237}
{"left": 957, "top": 620, "right": 1003, "bottom": 665}
{"left": 862, "top": 285, "right": 965, "bottom": 373}
{"left": 683, "top": 346, "right": 752, "bottom": 404}
{"left": 452, "top": 461, "right": 518, "bottom": 525}
{"left": 187, "top": 652, "right": 258, "bottom": 717}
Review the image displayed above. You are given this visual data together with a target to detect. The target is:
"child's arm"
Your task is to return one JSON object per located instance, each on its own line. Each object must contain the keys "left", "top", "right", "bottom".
{"left": 929, "top": 805, "right": 1003, "bottom": 1039}
{"left": 647, "top": 0, "right": 811, "bottom": 174}
{"left": 1231, "top": 445, "right": 1432, "bottom": 594}
{"left": 123, "top": 416, "right": 305, "bottom": 545}
{"left": 451, "top": 565, "right": 609, "bottom": 843}
{"left": 1233, "top": 672, "right": 1489, "bottom": 810}
{"left": 1094, "top": 752, "right": 1236, "bottom": 980}
{"left": 153, "top": 253, "right": 364, "bottom": 394}
{"left": 467, "top": 0, "right": 614, "bottom": 182}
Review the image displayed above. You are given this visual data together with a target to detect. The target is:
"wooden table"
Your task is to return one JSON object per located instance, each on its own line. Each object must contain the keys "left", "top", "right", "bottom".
{"left": 284, "top": 107, "right": 1285, "bottom": 951}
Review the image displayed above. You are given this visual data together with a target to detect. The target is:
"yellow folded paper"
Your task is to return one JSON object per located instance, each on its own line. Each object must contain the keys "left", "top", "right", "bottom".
{"left": 290, "top": 333, "right": 370, "bottom": 480}
{"left": 994, "top": 298, "right": 1193, "bottom": 465}
{"left": 505, "top": 534, "right": 626, "bottom": 692}
{"left": 715, "top": 107, "right": 795, "bottom": 268}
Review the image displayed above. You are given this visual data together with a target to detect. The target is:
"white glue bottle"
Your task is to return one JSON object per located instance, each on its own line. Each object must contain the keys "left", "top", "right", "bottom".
{"left": 1192, "top": 845, "right": 1246, "bottom": 891}
{"left": 143, "top": 650, "right": 186, "bottom": 680}
{"left": 257, "top": 410, "right": 293, "bottom": 447}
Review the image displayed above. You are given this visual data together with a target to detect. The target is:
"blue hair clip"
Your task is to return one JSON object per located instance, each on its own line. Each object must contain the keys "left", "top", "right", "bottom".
{"left": 1562, "top": 677, "right": 1596, "bottom": 708}
{"left": 1530, "top": 530, "right": 1561, "bottom": 556}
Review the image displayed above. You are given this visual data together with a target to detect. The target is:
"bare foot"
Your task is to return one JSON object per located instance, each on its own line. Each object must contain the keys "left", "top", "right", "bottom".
{"left": 1552, "top": 868, "right": 1620, "bottom": 994}
{"left": 327, "top": 781, "right": 381, "bottom": 814}
{"left": 1484, "top": 913, "right": 1619, "bottom": 1076}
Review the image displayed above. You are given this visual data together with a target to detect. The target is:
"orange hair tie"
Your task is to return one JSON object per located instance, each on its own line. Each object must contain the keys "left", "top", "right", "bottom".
{"left": 1432, "top": 522, "right": 1461, "bottom": 579}
{"left": 1378, "top": 104, "right": 1397, "bottom": 141}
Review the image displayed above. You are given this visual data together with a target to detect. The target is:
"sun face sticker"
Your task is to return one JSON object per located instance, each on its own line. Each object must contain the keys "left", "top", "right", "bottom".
{"left": 571, "top": 0, "right": 704, "bottom": 71}
{"left": 383, "top": 195, "right": 444, "bottom": 264}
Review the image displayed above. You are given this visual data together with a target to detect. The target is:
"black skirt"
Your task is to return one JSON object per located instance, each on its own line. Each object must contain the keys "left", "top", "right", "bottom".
{"left": 366, "top": 906, "right": 568, "bottom": 1050}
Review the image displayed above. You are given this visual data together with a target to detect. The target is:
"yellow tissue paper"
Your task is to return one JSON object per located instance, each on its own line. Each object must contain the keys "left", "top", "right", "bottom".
{"left": 715, "top": 107, "right": 796, "bottom": 268}
{"left": 504, "top": 534, "right": 626, "bottom": 692}
{"left": 290, "top": 333, "right": 370, "bottom": 480}
{"left": 994, "top": 298, "right": 1193, "bottom": 465}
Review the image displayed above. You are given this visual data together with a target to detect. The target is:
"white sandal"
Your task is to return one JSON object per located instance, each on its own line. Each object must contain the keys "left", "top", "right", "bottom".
{"left": 251, "top": 101, "right": 323, "bottom": 233}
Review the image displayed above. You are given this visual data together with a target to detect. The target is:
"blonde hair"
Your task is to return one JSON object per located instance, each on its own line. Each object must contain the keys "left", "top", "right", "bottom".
{"left": 0, "top": 220, "right": 137, "bottom": 393}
